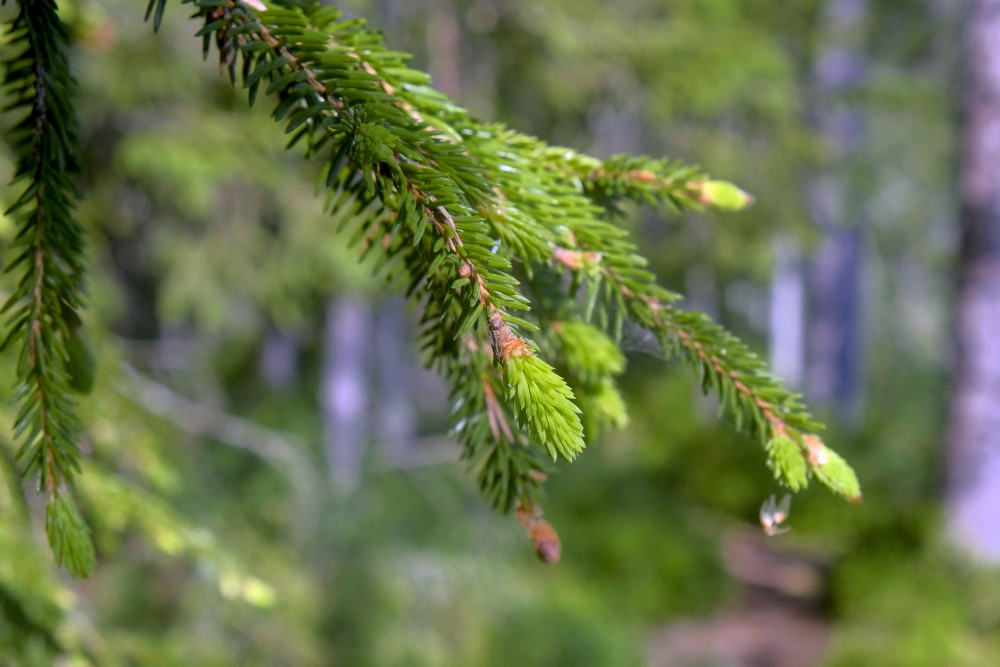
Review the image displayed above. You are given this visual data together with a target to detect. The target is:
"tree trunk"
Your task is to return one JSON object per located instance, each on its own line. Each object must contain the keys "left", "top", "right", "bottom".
{"left": 770, "top": 237, "right": 806, "bottom": 388}
{"left": 804, "top": 0, "right": 869, "bottom": 419}
{"left": 258, "top": 324, "right": 299, "bottom": 391}
{"left": 320, "top": 295, "right": 372, "bottom": 491}
{"left": 374, "top": 298, "right": 417, "bottom": 465}
{"left": 946, "top": 0, "right": 1000, "bottom": 562}
{"left": 426, "top": 1, "right": 462, "bottom": 99}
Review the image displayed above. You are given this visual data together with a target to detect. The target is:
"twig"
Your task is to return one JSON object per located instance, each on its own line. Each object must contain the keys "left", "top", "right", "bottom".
{"left": 118, "top": 365, "right": 322, "bottom": 534}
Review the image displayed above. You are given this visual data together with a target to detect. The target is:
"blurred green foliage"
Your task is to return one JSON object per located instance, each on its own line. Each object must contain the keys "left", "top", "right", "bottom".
{"left": 0, "top": 0, "right": 995, "bottom": 666}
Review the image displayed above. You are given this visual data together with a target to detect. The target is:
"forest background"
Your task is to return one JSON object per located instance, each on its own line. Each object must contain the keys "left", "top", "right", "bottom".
{"left": 1, "top": 0, "right": 995, "bottom": 666}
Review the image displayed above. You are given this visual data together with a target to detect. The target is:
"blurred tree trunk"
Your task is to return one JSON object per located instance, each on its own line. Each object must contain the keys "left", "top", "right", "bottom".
{"left": 426, "top": 0, "right": 462, "bottom": 98}
{"left": 321, "top": 295, "right": 372, "bottom": 491}
{"left": 946, "top": 0, "right": 1000, "bottom": 562}
{"left": 374, "top": 299, "right": 417, "bottom": 464}
{"left": 770, "top": 238, "right": 806, "bottom": 387}
{"left": 587, "top": 70, "right": 644, "bottom": 156}
{"left": 804, "top": 0, "right": 869, "bottom": 418}
{"left": 259, "top": 325, "right": 299, "bottom": 391}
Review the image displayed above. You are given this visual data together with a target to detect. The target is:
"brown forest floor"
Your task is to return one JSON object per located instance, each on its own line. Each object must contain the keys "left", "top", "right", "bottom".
{"left": 649, "top": 528, "right": 833, "bottom": 667}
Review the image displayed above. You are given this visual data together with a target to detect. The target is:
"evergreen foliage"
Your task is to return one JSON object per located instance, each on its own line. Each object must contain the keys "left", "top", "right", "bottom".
{"left": 1, "top": 0, "right": 94, "bottom": 576}
{"left": 1, "top": 0, "right": 860, "bottom": 576}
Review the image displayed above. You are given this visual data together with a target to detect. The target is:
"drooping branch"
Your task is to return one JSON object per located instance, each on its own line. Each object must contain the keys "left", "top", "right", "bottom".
{"left": 138, "top": 0, "right": 866, "bottom": 564}
{"left": 2, "top": 0, "right": 95, "bottom": 576}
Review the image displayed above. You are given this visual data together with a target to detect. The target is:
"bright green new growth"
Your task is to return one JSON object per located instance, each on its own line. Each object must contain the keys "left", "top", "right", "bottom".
{"left": 766, "top": 436, "right": 809, "bottom": 492}
{"left": 552, "top": 321, "right": 629, "bottom": 435}
{"left": 554, "top": 320, "right": 627, "bottom": 386}
{"left": 505, "top": 355, "right": 585, "bottom": 462}
{"left": 2, "top": 0, "right": 861, "bottom": 574}
{"left": 811, "top": 446, "right": 862, "bottom": 502}
{"left": 698, "top": 180, "right": 755, "bottom": 211}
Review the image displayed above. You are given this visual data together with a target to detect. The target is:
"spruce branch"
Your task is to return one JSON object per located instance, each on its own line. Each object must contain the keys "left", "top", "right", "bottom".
{"left": 2, "top": 0, "right": 95, "bottom": 576}
{"left": 555, "top": 151, "right": 755, "bottom": 213}
{"left": 139, "top": 0, "right": 862, "bottom": 559}
{"left": 552, "top": 242, "right": 861, "bottom": 502}
{"left": 459, "top": 371, "right": 551, "bottom": 514}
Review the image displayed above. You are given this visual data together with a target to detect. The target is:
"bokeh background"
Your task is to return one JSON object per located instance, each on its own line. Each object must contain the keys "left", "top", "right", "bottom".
{"left": 3, "top": 1, "right": 996, "bottom": 666}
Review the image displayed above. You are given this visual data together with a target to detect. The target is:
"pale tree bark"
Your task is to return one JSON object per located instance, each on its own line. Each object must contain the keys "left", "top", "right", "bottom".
{"left": 321, "top": 295, "right": 372, "bottom": 491}
{"left": 425, "top": 0, "right": 462, "bottom": 99}
{"left": 258, "top": 324, "right": 299, "bottom": 391}
{"left": 804, "top": 0, "right": 869, "bottom": 418}
{"left": 946, "top": 0, "right": 1000, "bottom": 562}
{"left": 374, "top": 298, "right": 417, "bottom": 464}
{"left": 770, "top": 238, "right": 806, "bottom": 387}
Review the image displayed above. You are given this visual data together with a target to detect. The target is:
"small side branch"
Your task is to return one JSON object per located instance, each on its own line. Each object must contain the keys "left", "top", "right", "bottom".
{"left": 120, "top": 367, "right": 322, "bottom": 529}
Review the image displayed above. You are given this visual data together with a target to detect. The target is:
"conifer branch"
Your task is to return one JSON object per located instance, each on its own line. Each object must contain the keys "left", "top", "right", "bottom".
{"left": 138, "top": 0, "right": 863, "bottom": 559}
{"left": 551, "top": 245, "right": 861, "bottom": 502}
{"left": 2, "top": 0, "right": 95, "bottom": 576}
{"left": 199, "top": 0, "right": 527, "bottom": 341}
{"left": 552, "top": 151, "right": 756, "bottom": 212}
